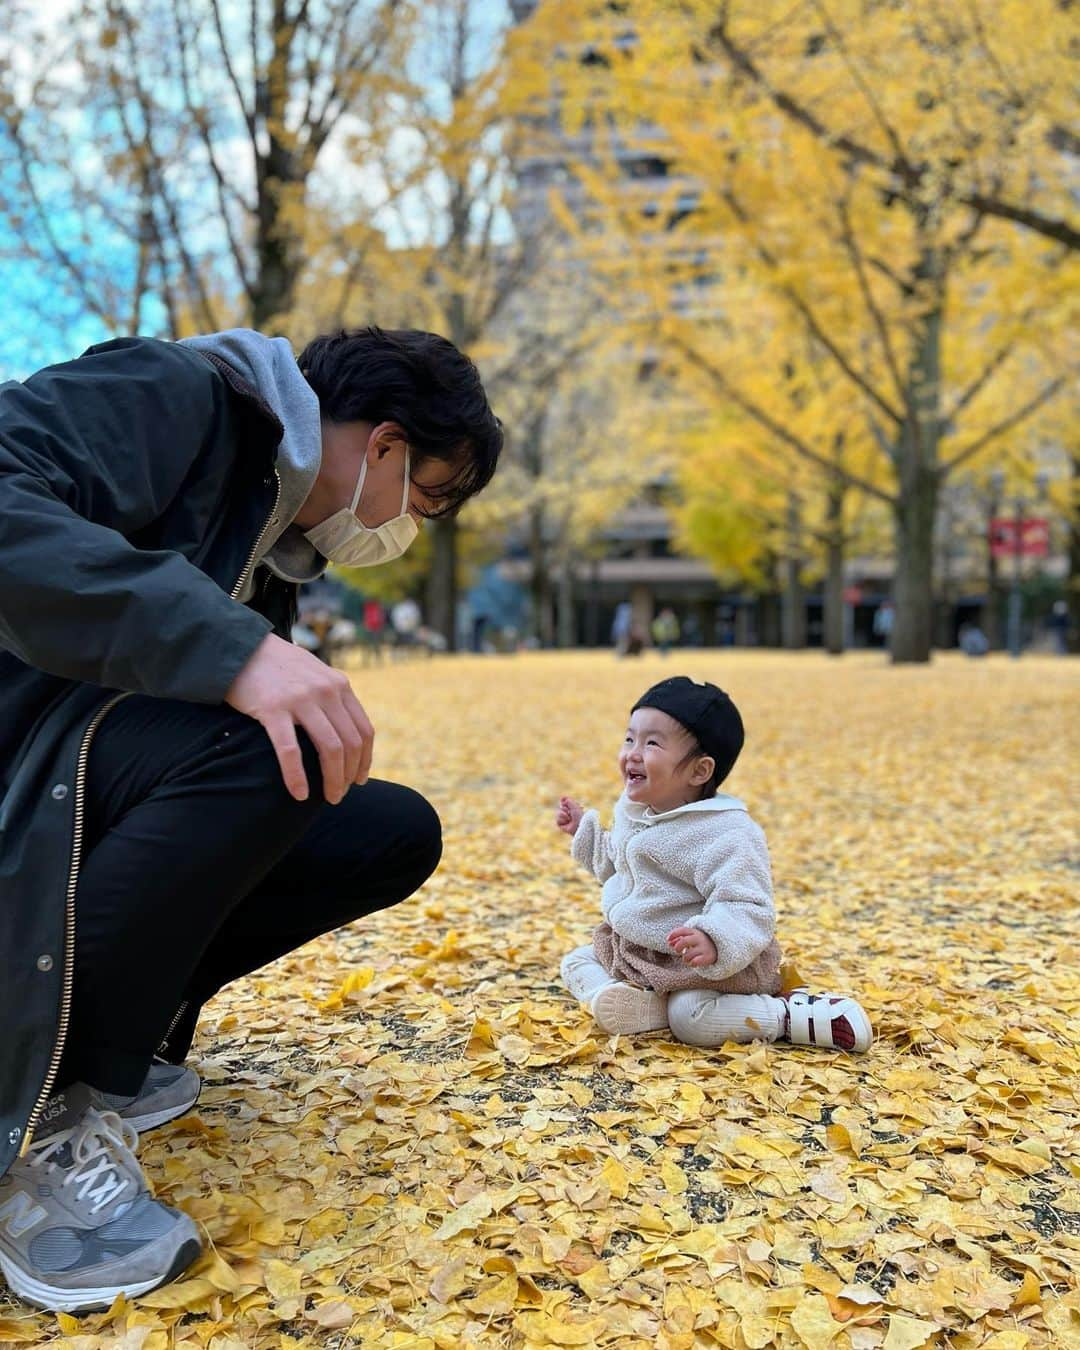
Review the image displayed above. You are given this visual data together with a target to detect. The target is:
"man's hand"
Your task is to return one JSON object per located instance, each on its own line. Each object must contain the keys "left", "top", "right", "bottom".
{"left": 225, "top": 633, "right": 374, "bottom": 804}
{"left": 556, "top": 796, "right": 584, "bottom": 835}
{"left": 667, "top": 926, "right": 718, "bottom": 968}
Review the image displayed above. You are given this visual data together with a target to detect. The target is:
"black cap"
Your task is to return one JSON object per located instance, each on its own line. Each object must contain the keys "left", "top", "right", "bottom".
{"left": 631, "top": 677, "right": 744, "bottom": 785}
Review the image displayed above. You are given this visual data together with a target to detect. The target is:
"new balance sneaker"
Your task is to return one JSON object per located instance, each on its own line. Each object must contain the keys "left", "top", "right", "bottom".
{"left": 95, "top": 1061, "right": 202, "bottom": 1134}
{"left": 0, "top": 1085, "right": 201, "bottom": 1311}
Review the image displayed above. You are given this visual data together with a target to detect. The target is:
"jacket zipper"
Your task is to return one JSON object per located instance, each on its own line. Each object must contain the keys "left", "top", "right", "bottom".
{"left": 20, "top": 690, "right": 130, "bottom": 1154}
{"left": 157, "top": 1000, "right": 190, "bottom": 1057}
{"left": 19, "top": 471, "right": 282, "bottom": 1155}
{"left": 231, "top": 471, "right": 281, "bottom": 602}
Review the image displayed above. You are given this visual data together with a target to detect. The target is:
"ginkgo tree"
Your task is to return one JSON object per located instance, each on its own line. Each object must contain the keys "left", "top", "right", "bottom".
{"left": 294, "top": 0, "right": 555, "bottom": 648}
{"left": 675, "top": 407, "right": 891, "bottom": 654}
{"left": 0, "top": 0, "right": 411, "bottom": 335}
{"left": 512, "top": 0, "right": 1077, "bottom": 662}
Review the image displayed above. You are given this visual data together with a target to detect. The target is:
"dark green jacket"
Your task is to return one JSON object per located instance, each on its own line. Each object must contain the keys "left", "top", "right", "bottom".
{"left": 0, "top": 337, "right": 298, "bottom": 1176}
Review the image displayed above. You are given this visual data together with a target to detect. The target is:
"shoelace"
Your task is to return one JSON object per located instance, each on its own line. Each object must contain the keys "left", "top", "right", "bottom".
{"left": 30, "top": 1109, "right": 140, "bottom": 1215}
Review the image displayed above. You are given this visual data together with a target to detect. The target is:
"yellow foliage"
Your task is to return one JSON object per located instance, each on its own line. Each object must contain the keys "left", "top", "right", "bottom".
{"left": 511, "top": 0, "right": 1077, "bottom": 619}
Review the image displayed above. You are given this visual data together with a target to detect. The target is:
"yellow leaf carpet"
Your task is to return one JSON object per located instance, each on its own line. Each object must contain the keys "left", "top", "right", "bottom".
{"left": 1, "top": 652, "right": 1076, "bottom": 1349}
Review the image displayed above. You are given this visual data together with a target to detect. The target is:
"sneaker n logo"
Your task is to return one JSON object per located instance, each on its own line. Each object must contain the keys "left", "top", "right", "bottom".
{"left": 0, "top": 1191, "right": 48, "bottom": 1238}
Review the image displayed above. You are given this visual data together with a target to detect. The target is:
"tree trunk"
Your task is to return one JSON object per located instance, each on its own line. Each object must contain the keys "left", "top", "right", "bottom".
{"left": 891, "top": 227, "right": 944, "bottom": 664}
{"left": 425, "top": 517, "right": 458, "bottom": 651}
{"left": 824, "top": 539, "right": 844, "bottom": 655}
{"left": 781, "top": 493, "right": 806, "bottom": 649}
{"left": 533, "top": 578, "right": 555, "bottom": 647}
{"left": 891, "top": 468, "right": 938, "bottom": 663}
{"left": 824, "top": 479, "right": 845, "bottom": 655}
{"left": 585, "top": 558, "right": 601, "bottom": 646}
{"left": 421, "top": 269, "right": 476, "bottom": 654}
{"left": 700, "top": 599, "right": 716, "bottom": 646}
{"left": 759, "top": 591, "right": 782, "bottom": 647}
{"left": 527, "top": 505, "right": 554, "bottom": 646}
{"left": 251, "top": 25, "right": 305, "bottom": 329}
{"left": 557, "top": 556, "right": 577, "bottom": 648}
{"left": 984, "top": 533, "right": 1003, "bottom": 649}
{"left": 781, "top": 569, "right": 806, "bottom": 648}
{"left": 252, "top": 176, "right": 303, "bottom": 327}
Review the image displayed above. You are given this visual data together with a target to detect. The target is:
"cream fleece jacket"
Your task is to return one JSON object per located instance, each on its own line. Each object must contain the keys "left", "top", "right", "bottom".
{"left": 570, "top": 793, "right": 776, "bottom": 983}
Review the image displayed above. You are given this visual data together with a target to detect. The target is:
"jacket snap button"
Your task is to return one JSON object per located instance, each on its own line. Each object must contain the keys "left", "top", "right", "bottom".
{"left": 51, "top": 784, "right": 69, "bottom": 800}
{"left": 7, "top": 1128, "right": 20, "bottom": 1145}
{"left": 36, "top": 955, "right": 54, "bottom": 972}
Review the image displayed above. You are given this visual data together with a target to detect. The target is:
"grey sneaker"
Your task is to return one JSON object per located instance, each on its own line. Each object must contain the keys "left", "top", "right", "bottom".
{"left": 96, "top": 1062, "right": 201, "bottom": 1133}
{"left": 0, "top": 1085, "right": 202, "bottom": 1311}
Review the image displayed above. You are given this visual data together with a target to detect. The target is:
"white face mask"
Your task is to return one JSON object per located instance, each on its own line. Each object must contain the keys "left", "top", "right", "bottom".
{"left": 304, "top": 447, "right": 419, "bottom": 567}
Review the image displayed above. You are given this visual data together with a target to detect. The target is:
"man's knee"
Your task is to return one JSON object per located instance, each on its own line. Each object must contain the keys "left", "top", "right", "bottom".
{"left": 399, "top": 786, "right": 442, "bottom": 883}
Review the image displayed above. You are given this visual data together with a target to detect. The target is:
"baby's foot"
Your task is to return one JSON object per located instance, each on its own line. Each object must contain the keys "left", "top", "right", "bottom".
{"left": 783, "top": 989, "right": 872, "bottom": 1052}
{"left": 591, "top": 982, "right": 668, "bottom": 1035}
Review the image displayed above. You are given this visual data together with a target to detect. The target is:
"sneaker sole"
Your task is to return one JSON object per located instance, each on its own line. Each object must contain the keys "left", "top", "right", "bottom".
{"left": 591, "top": 984, "right": 668, "bottom": 1035}
{"left": 0, "top": 1235, "right": 202, "bottom": 1313}
{"left": 123, "top": 1083, "right": 201, "bottom": 1134}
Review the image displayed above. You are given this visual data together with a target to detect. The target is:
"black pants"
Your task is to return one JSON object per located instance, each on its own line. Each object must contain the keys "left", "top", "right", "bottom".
{"left": 57, "top": 696, "right": 441, "bottom": 1096}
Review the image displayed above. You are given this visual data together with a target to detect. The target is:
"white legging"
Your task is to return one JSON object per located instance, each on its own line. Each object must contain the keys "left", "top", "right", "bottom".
{"left": 560, "top": 944, "right": 787, "bottom": 1047}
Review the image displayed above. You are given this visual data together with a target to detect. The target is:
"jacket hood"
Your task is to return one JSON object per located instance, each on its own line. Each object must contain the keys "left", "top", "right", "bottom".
{"left": 180, "top": 329, "right": 325, "bottom": 592}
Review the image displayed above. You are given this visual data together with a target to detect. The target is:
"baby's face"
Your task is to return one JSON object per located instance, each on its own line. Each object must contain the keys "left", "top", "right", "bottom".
{"left": 618, "top": 708, "right": 708, "bottom": 813}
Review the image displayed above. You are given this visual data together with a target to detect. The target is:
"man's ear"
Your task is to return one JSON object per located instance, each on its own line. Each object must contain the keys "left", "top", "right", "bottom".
{"left": 371, "top": 421, "right": 408, "bottom": 460}
{"left": 691, "top": 755, "right": 715, "bottom": 786}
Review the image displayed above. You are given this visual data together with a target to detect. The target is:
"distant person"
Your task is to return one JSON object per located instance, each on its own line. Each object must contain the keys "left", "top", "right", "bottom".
{"left": 651, "top": 608, "right": 680, "bottom": 656}
{"left": 958, "top": 622, "right": 990, "bottom": 658}
{"left": 361, "top": 597, "right": 386, "bottom": 665}
{"left": 612, "top": 601, "right": 633, "bottom": 657}
{"left": 1048, "top": 600, "right": 1070, "bottom": 655}
{"left": 873, "top": 601, "right": 895, "bottom": 647}
{"left": 306, "top": 606, "right": 335, "bottom": 664}
{"left": 626, "top": 623, "right": 647, "bottom": 657}
{"left": 718, "top": 603, "right": 736, "bottom": 647}
{"left": 390, "top": 596, "right": 422, "bottom": 658}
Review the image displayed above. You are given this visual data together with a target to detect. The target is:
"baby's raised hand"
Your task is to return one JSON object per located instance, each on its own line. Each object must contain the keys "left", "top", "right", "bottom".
{"left": 668, "top": 926, "right": 718, "bottom": 968}
{"left": 556, "top": 795, "right": 584, "bottom": 835}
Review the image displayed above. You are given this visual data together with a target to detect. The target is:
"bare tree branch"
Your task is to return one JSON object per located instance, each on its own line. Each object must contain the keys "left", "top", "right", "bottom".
{"left": 173, "top": 0, "right": 257, "bottom": 303}
{"left": 209, "top": 0, "right": 256, "bottom": 138}
{"left": 113, "top": 4, "right": 220, "bottom": 331}
{"left": 707, "top": 17, "right": 1080, "bottom": 251}
{"left": 721, "top": 186, "right": 905, "bottom": 425}
{"left": 5, "top": 121, "right": 116, "bottom": 326}
{"left": 671, "top": 334, "right": 898, "bottom": 505}
{"left": 834, "top": 190, "right": 911, "bottom": 417}
{"left": 946, "top": 340, "right": 1016, "bottom": 422}
{"left": 941, "top": 375, "right": 1067, "bottom": 475}
{"left": 809, "top": 0, "right": 911, "bottom": 171}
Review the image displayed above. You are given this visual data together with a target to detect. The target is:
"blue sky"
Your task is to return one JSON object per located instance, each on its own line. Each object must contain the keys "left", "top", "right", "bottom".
{"left": 0, "top": 0, "right": 513, "bottom": 383}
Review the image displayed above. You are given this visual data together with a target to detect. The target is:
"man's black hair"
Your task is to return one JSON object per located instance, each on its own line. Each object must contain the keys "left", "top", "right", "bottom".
{"left": 298, "top": 326, "right": 503, "bottom": 516}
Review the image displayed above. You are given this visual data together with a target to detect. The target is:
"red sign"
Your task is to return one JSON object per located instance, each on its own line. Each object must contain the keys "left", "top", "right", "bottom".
{"left": 990, "top": 518, "right": 1049, "bottom": 559}
{"left": 843, "top": 586, "right": 863, "bottom": 605}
